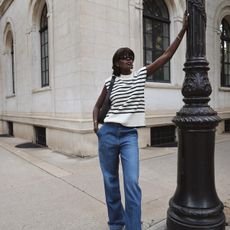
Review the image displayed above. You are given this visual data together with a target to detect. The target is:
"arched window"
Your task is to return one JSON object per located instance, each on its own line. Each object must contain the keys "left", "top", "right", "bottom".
{"left": 40, "top": 4, "right": 49, "bottom": 87}
{"left": 143, "top": 0, "right": 170, "bottom": 82}
{"left": 11, "top": 40, "right": 15, "bottom": 94}
{"left": 4, "top": 27, "right": 15, "bottom": 95}
{"left": 220, "top": 18, "right": 230, "bottom": 87}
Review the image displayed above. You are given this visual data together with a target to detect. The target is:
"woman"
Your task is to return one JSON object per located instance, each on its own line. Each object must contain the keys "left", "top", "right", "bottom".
{"left": 93, "top": 12, "right": 189, "bottom": 230}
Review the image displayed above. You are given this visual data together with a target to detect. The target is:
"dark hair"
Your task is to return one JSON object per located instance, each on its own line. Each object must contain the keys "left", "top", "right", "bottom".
{"left": 112, "top": 47, "right": 135, "bottom": 76}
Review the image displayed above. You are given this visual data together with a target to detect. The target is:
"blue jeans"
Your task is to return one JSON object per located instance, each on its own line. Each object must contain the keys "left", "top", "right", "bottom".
{"left": 97, "top": 123, "right": 142, "bottom": 230}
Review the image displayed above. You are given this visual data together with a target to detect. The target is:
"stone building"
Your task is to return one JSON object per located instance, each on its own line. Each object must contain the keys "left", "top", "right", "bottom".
{"left": 0, "top": 0, "right": 230, "bottom": 156}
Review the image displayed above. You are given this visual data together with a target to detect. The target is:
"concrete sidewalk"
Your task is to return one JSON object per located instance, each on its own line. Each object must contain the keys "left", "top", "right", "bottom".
{"left": 0, "top": 134, "right": 229, "bottom": 229}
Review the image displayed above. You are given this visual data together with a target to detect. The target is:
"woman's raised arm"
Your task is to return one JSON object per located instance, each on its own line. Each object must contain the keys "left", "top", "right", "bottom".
{"left": 146, "top": 11, "right": 189, "bottom": 76}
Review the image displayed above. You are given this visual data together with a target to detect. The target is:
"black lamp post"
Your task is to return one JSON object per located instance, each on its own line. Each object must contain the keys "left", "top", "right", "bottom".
{"left": 166, "top": 0, "right": 226, "bottom": 229}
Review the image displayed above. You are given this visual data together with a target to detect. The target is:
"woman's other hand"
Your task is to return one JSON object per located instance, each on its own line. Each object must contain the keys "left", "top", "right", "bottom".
{"left": 183, "top": 10, "right": 189, "bottom": 31}
{"left": 94, "top": 121, "right": 98, "bottom": 133}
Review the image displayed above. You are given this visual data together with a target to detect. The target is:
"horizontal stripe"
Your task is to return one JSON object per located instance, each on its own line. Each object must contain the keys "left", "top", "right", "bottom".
{"left": 111, "top": 100, "right": 144, "bottom": 106}
{"left": 111, "top": 91, "right": 144, "bottom": 100}
{"left": 104, "top": 66, "right": 147, "bottom": 127}
{"left": 111, "top": 107, "right": 144, "bottom": 112}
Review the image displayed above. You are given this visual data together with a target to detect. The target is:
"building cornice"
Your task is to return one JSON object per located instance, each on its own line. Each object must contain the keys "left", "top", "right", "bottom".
{"left": 0, "top": 0, "right": 13, "bottom": 17}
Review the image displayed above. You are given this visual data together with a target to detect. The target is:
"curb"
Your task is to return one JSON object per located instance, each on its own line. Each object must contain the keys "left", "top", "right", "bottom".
{"left": 147, "top": 219, "right": 166, "bottom": 230}
{"left": 0, "top": 141, "right": 71, "bottom": 178}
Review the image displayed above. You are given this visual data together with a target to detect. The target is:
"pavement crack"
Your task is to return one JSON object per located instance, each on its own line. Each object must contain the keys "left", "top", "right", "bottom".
{"left": 140, "top": 152, "right": 175, "bottom": 161}
{"left": 54, "top": 175, "right": 106, "bottom": 206}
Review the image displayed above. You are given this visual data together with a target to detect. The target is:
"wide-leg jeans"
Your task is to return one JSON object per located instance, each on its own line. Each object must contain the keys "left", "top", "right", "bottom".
{"left": 97, "top": 123, "right": 142, "bottom": 230}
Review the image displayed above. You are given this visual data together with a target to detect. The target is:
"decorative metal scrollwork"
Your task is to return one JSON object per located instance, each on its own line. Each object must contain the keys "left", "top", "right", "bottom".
{"left": 188, "top": 0, "right": 206, "bottom": 23}
{"left": 182, "top": 71, "right": 212, "bottom": 98}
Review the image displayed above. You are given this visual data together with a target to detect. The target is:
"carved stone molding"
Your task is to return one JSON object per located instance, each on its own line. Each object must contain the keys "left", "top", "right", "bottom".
{"left": 0, "top": 0, "right": 13, "bottom": 17}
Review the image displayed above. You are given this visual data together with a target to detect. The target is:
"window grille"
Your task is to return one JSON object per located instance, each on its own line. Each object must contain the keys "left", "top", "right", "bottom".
{"left": 151, "top": 125, "right": 177, "bottom": 147}
{"left": 35, "top": 126, "right": 47, "bottom": 146}
{"left": 225, "top": 119, "right": 230, "bottom": 132}
{"left": 40, "top": 4, "right": 49, "bottom": 87}
{"left": 8, "top": 122, "right": 14, "bottom": 136}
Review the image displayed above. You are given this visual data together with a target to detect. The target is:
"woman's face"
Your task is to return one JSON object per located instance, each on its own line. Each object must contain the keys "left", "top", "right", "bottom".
{"left": 117, "top": 53, "right": 134, "bottom": 75}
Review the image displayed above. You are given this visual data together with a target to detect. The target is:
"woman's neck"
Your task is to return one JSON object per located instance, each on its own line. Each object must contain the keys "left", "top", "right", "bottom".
{"left": 120, "top": 70, "right": 132, "bottom": 75}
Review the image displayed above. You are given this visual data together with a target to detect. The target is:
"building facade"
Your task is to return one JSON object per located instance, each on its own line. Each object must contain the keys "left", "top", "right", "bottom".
{"left": 0, "top": 0, "right": 230, "bottom": 156}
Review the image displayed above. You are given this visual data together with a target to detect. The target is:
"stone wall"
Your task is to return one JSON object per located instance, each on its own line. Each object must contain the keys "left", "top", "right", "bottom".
{"left": 0, "top": 0, "right": 229, "bottom": 156}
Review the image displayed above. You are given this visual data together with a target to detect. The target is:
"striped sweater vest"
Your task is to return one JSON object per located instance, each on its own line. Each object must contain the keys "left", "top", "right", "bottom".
{"left": 104, "top": 66, "right": 147, "bottom": 127}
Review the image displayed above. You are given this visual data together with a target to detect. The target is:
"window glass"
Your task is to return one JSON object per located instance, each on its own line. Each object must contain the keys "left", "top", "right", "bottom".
{"left": 220, "top": 18, "right": 230, "bottom": 87}
{"left": 11, "top": 40, "right": 15, "bottom": 94}
{"left": 40, "top": 4, "right": 49, "bottom": 87}
{"left": 143, "top": 0, "right": 170, "bottom": 82}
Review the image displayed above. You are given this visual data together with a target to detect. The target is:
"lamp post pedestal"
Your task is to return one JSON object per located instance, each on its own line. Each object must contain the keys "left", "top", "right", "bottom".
{"left": 166, "top": 1, "right": 226, "bottom": 229}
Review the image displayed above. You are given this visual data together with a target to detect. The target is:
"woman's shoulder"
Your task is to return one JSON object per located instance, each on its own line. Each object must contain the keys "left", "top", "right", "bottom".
{"left": 134, "top": 66, "right": 147, "bottom": 78}
{"left": 105, "top": 77, "right": 111, "bottom": 84}
{"left": 104, "top": 76, "right": 116, "bottom": 88}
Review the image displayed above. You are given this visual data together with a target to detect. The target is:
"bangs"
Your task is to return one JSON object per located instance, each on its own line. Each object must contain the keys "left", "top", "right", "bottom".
{"left": 113, "top": 47, "right": 135, "bottom": 64}
{"left": 117, "top": 48, "right": 134, "bottom": 60}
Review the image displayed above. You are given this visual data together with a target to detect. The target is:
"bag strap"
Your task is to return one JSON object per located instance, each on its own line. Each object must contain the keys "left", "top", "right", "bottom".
{"left": 107, "top": 75, "right": 116, "bottom": 99}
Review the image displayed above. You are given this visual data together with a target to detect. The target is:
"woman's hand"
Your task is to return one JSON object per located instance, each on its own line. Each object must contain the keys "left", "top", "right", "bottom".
{"left": 182, "top": 10, "right": 189, "bottom": 30}
{"left": 93, "top": 121, "right": 98, "bottom": 133}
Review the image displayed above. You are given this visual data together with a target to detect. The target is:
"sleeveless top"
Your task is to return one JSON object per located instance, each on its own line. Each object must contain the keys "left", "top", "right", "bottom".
{"left": 104, "top": 66, "right": 147, "bottom": 127}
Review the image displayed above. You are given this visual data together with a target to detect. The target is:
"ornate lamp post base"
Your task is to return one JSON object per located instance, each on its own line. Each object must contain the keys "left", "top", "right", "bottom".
{"left": 166, "top": 106, "right": 225, "bottom": 230}
{"left": 167, "top": 215, "right": 225, "bottom": 230}
{"left": 166, "top": 0, "right": 226, "bottom": 229}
